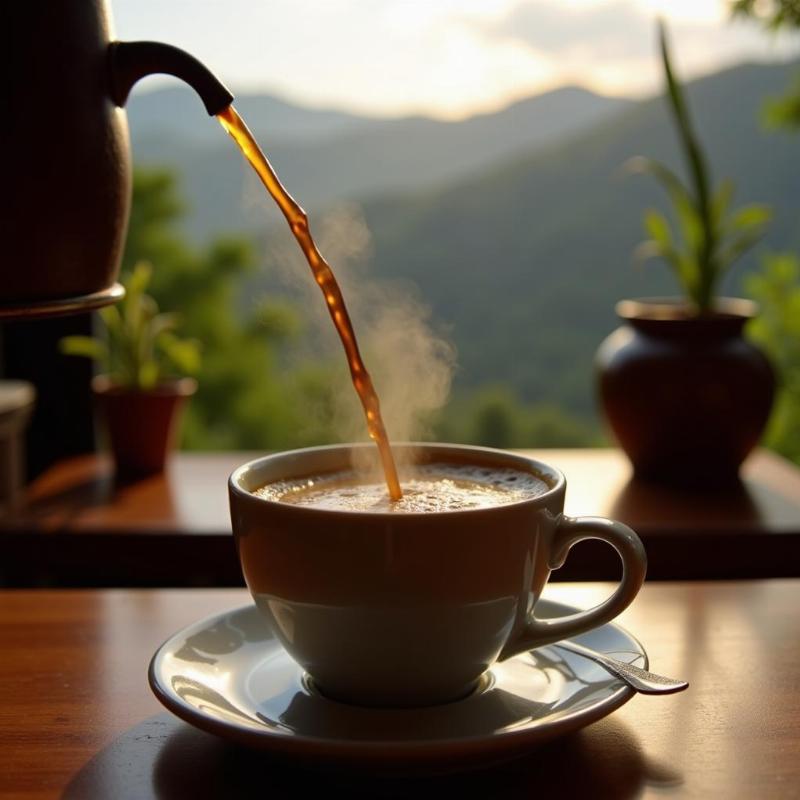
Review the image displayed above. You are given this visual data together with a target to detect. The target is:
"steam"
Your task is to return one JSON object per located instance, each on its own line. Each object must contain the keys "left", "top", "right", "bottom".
{"left": 258, "top": 201, "right": 456, "bottom": 451}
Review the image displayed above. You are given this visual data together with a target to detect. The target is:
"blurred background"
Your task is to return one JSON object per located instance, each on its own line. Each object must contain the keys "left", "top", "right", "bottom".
{"left": 18, "top": 1, "right": 800, "bottom": 475}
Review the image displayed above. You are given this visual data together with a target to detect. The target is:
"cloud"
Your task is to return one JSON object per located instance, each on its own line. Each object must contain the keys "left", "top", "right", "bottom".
{"left": 469, "top": 0, "right": 796, "bottom": 98}
{"left": 487, "top": 0, "right": 656, "bottom": 60}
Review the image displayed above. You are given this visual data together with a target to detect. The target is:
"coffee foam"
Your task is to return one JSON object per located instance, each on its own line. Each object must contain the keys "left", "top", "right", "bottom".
{"left": 254, "top": 462, "right": 548, "bottom": 513}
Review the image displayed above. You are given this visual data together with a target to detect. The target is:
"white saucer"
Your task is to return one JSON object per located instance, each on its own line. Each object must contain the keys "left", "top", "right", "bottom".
{"left": 149, "top": 599, "right": 647, "bottom": 768}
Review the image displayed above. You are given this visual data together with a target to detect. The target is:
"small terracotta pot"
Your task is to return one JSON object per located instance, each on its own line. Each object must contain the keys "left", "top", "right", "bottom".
{"left": 92, "top": 376, "right": 197, "bottom": 476}
{"left": 596, "top": 298, "right": 774, "bottom": 487}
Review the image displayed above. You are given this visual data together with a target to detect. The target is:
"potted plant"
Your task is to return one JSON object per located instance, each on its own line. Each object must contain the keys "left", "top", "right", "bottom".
{"left": 61, "top": 262, "right": 200, "bottom": 476}
{"left": 596, "top": 21, "right": 775, "bottom": 487}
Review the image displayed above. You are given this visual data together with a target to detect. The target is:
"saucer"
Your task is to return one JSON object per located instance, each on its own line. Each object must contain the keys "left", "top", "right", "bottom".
{"left": 149, "top": 599, "right": 647, "bottom": 768}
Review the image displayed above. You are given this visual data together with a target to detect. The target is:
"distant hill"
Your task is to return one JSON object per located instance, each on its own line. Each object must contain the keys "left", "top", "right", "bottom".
{"left": 355, "top": 60, "right": 800, "bottom": 417}
{"left": 127, "top": 85, "right": 381, "bottom": 146}
{"left": 127, "top": 86, "right": 631, "bottom": 237}
{"left": 127, "top": 62, "right": 800, "bottom": 423}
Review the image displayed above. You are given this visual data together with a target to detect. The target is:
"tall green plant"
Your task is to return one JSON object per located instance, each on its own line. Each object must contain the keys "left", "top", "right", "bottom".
{"left": 630, "top": 20, "right": 771, "bottom": 313}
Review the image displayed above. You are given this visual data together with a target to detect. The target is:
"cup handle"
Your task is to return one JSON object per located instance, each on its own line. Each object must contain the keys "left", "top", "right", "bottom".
{"left": 499, "top": 516, "right": 647, "bottom": 660}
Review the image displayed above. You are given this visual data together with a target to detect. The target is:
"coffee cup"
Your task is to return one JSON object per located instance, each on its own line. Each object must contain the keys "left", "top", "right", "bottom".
{"left": 229, "top": 443, "right": 646, "bottom": 707}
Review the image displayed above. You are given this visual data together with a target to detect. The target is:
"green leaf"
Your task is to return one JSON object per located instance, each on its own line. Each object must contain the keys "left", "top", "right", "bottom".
{"left": 59, "top": 336, "right": 108, "bottom": 364}
{"left": 717, "top": 228, "right": 767, "bottom": 271}
{"left": 763, "top": 86, "right": 800, "bottom": 130}
{"left": 629, "top": 157, "right": 703, "bottom": 255}
{"left": 138, "top": 360, "right": 159, "bottom": 391}
{"left": 626, "top": 157, "right": 694, "bottom": 208}
{"left": 674, "top": 198, "right": 704, "bottom": 256}
{"left": 127, "top": 261, "right": 153, "bottom": 297}
{"left": 638, "top": 235, "right": 696, "bottom": 297}
{"left": 712, "top": 180, "right": 735, "bottom": 228}
{"left": 658, "top": 20, "right": 713, "bottom": 264}
{"left": 99, "top": 304, "right": 123, "bottom": 336}
{"left": 644, "top": 209, "right": 673, "bottom": 248}
{"left": 671, "top": 251, "right": 700, "bottom": 300}
{"left": 159, "top": 333, "right": 201, "bottom": 375}
{"left": 637, "top": 211, "right": 699, "bottom": 300}
{"left": 139, "top": 294, "right": 159, "bottom": 319}
{"left": 729, "top": 204, "right": 772, "bottom": 232}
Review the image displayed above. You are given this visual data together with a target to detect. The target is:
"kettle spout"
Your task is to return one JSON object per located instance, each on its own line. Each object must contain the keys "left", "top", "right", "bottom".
{"left": 109, "top": 40, "right": 233, "bottom": 116}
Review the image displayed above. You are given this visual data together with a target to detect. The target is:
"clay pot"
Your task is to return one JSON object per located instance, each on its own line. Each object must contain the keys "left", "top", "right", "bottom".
{"left": 0, "top": 382, "right": 36, "bottom": 510}
{"left": 596, "top": 298, "right": 774, "bottom": 487}
{"left": 92, "top": 376, "right": 197, "bottom": 476}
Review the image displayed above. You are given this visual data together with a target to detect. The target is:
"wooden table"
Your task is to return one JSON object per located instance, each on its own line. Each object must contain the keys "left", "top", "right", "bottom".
{"left": 2, "top": 448, "right": 800, "bottom": 586}
{"left": 0, "top": 581, "right": 797, "bottom": 799}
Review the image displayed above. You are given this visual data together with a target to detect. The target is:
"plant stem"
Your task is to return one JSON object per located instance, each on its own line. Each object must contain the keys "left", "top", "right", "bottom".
{"left": 659, "top": 20, "right": 715, "bottom": 312}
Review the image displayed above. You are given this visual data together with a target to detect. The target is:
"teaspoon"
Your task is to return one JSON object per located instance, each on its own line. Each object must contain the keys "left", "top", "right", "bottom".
{"left": 554, "top": 640, "right": 689, "bottom": 695}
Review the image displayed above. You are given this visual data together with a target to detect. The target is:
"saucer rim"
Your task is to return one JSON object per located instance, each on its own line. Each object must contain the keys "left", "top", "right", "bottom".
{"left": 148, "top": 599, "right": 644, "bottom": 761}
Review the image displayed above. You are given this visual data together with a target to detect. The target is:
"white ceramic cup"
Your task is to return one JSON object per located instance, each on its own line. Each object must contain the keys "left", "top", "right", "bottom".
{"left": 229, "top": 443, "right": 647, "bottom": 708}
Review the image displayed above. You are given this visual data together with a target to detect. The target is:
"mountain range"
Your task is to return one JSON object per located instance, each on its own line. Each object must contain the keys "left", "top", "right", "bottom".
{"left": 128, "top": 85, "right": 631, "bottom": 236}
{"left": 363, "top": 60, "right": 800, "bottom": 415}
{"left": 128, "top": 61, "right": 800, "bottom": 421}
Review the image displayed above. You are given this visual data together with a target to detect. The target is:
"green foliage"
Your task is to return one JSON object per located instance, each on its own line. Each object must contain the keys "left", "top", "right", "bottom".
{"left": 732, "top": 0, "right": 800, "bottom": 129}
{"left": 762, "top": 74, "right": 800, "bottom": 129}
{"left": 732, "top": 0, "right": 800, "bottom": 31}
{"left": 629, "top": 21, "right": 771, "bottom": 312}
{"left": 60, "top": 261, "right": 200, "bottom": 390}
{"left": 356, "top": 60, "right": 798, "bottom": 422}
{"left": 732, "top": 4, "right": 800, "bottom": 462}
{"left": 432, "top": 387, "right": 599, "bottom": 449}
{"left": 745, "top": 253, "right": 800, "bottom": 463}
{"left": 119, "top": 168, "right": 318, "bottom": 450}
{"left": 120, "top": 168, "right": 603, "bottom": 452}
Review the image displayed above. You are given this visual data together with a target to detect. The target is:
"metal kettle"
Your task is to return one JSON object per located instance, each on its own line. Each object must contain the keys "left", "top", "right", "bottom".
{"left": 3, "top": 3, "right": 233, "bottom": 319}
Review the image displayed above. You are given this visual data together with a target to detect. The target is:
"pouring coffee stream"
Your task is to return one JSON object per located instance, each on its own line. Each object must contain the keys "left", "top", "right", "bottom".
{"left": 217, "top": 106, "right": 402, "bottom": 500}
{"left": 8, "top": 3, "right": 401, "bottom": 497}
{"left": 114, "top": 46, "right": 403, "bottom": 497}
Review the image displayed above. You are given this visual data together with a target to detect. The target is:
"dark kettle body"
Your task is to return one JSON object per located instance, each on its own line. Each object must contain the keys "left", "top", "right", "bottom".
{"left": 4, "top": 3, "right": 232, "bottom": 314}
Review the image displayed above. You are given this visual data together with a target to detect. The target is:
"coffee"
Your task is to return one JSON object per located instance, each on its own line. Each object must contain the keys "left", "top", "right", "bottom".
{"left": 232, "top": 444, "right": 647, "bottom": 707}
{"left": 217, "top": 106, "right": 402, "bottom": 500}
{"left": 254, "top": 463, "right": 548, "bottom": 513}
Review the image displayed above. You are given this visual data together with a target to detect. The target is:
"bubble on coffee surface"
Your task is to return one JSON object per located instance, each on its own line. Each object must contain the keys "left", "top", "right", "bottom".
{"left": 254, "top": 463, "right": 548, "bottom": 512}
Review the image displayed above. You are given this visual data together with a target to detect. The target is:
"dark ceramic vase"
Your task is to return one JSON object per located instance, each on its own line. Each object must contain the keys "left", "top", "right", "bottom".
{"left": 93, "top": 376, "right": 197, "bottom": 477}
{"left": 596, "top": 298, "right": 775, "bottom": 487}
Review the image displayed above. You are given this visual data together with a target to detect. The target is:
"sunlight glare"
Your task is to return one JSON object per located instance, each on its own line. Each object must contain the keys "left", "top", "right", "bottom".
{"left": 637, "top": 0, "right": 727, "bottom": 24}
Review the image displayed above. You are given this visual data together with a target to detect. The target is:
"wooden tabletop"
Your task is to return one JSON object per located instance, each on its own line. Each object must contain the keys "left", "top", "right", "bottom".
{"left": 0, "top": 581, "right": 797, "bottom": 799}
{"left": 2, "top": 448, "right": 800, "bottom": 586}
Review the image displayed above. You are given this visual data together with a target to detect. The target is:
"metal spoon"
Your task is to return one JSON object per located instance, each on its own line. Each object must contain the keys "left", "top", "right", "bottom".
{"left": 554, "top": 640, "right": 689, "bottom": 695}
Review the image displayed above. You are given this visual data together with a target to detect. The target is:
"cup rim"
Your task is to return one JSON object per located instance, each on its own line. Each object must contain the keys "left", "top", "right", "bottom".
{"left": 229, "top": 442, "right": 565, "bottom": 518}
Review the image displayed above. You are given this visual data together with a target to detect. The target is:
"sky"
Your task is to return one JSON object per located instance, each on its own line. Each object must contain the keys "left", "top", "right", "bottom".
{"left": 111, "top": 0, "right": 798, "bottom": 119}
